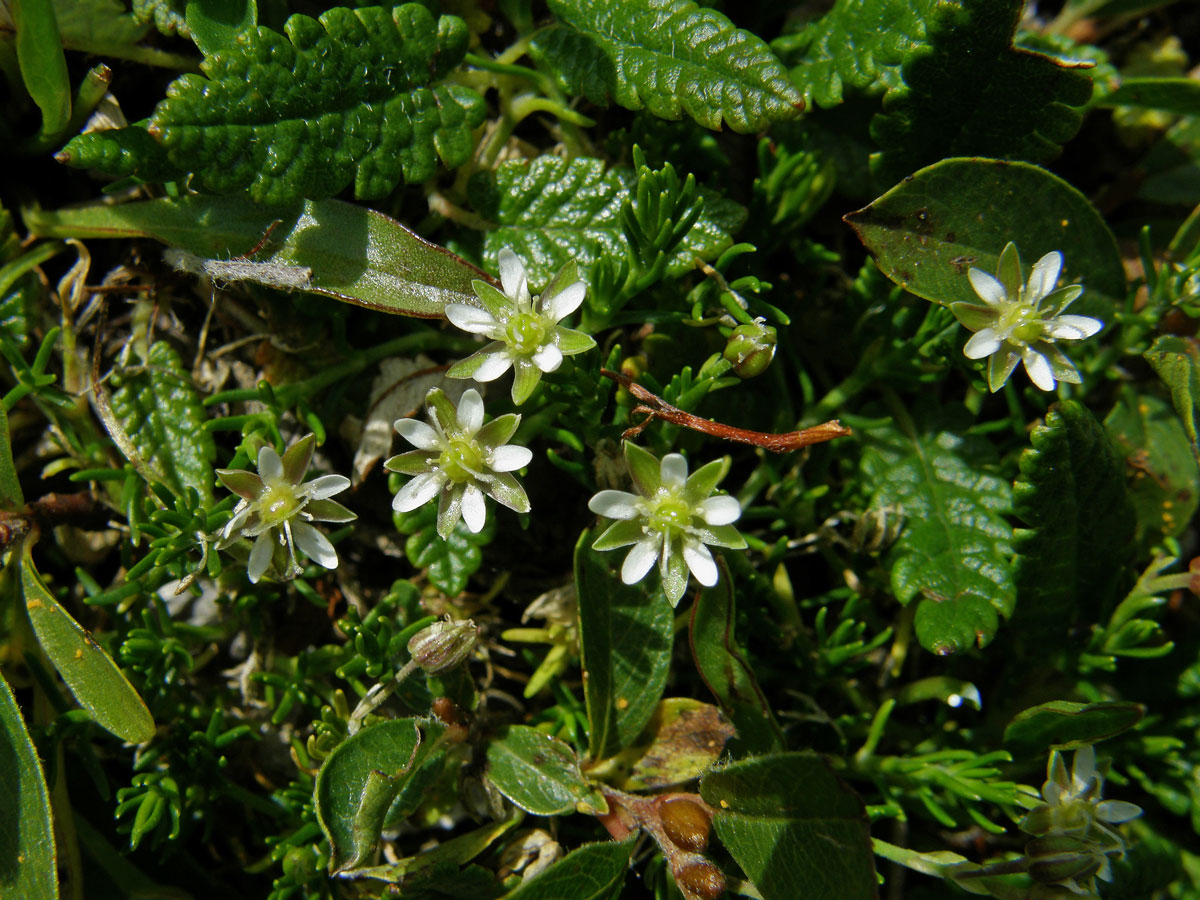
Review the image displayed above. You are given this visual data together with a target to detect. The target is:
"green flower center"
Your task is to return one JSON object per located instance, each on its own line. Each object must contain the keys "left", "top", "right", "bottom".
{"left": 506, "top": 313, "right": 547, "bottom": 356}
{"left": 647, "top": 494, "right": 694, "bottom": 535}
{"left": 259, "top": 482, "right": 301, "bottom": 527}
{"left": 1001, "top": 304, "right": 1042, "bottom": 345}
{"left": 439, "top": 439, "right": 483, "bottom": 484}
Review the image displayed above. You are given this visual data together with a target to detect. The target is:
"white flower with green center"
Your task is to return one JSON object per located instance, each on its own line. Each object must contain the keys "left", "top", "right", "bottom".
{"left": 386, "top": 387, "right": 532, "bottom": 539}
{"left": 217, "top": 435, "right": 355, "bottom": 584}
{"left": 952, "top": 241, "right": 1102, "bottom": 392}
{"left": 445, "top": 249, "right": 596, "bottom": 405}
{"left": 588, "top": 443, "right": 746, "bottom": 606}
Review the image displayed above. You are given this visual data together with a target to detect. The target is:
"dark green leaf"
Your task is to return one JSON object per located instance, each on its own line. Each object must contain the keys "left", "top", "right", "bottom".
{"left": 12, "top": 0, "right": 71, "bottom": 136}
{"left": 870, "top": 0, "right": 1092, "bottom": 183}
{"left": 845, "top": 157, "right": 1124, "bottom": 316}
{"left": 532, "top": 0, "right": 802, "bottom": 133}
{"left": 1003, "top": 700, "right": 1144, "bottom": 756}
{"left": 398, "top": 503, "right": 494, "bottom": 596}
{"left": 1011, "top": 401, "right": 1135, "bottom": 646}
{"left": 185, "top": 0, "right": 255, "bottom": 56}
{"left": 1145, "top": 335, "right": 1200, "bottom": 461}
{"left": 859, "top": 408, "right": 1014, "bottom": 656}
{"left": 0, "top": 672, "right": 57, "bottom": 900}
{"left": 56, "top": 121, "right": 186, "bottom": 184}
{"left": 52, "top": 0, "right": 150, "bottom": 54}
{"left": 690, "top": 562, "right": 783, "bottom": 755}
{"left": 499, "top": 838, "right": 634, "bottom": 900}
{"left": 1099, "top": 77, "right": 1200, "bottom": 115}
{"left": 574, "top": 533, "right": 673, "bottom": 761}
{"left": 110, "top": 341, "right": 215, "bottom": 504}
{"left": 21, "top": 553, "right": 155, "bottom": 744}
{"left": 25, "top": 194, "right": 484, "bottom": 317}
{"left": 0, "top": 406, "right": 23, "bottom": 510}
{"left": 701, "top": 753, "right": 875, "bottom": 900}
{"left": 484, "top": 724, "right": 606, "bottom": 816}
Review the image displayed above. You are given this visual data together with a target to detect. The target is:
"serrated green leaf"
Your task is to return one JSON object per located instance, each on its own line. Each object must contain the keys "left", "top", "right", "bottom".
{"left": 870, "top": 0, "right": 1093, "bottom": 184}
{"left": 21, "top": 553, "right": 155, "bottom": 744}
{"left": 845, "top": 157, "right": 1124, "bottom": 316}
{"left": 1011, "top": 401, "right": 1135, "bottom": 645}
{"left": 484, "top": 724, "right": 606, "bottom": 816}
{"left": 57, "top": 123, "right": 186, "bottom": 184}
{"left": 531, "top": 0, "right": 802, "bottom": 134}
{"left": 131, "top": 0, "right": 188, "bottom": 38}
{"left": 12, "top": 0, "right": 71, "bottom": 136}
{"left": 1098, "top": 76, "right": 1200, "bottom": 115}
{"left": 500, "top": 838, "right": 634, "bottom": 900}
{"left": 58, "top": 5, "right": 485, "bottom": 203}
{"left": 25, "top": 193, "right": 484, "bottom": 317}
{"left": 0, "top": 671, "right": 57, "bottom": 900}
{"left": 1003, "top": 700, "right": 1144, "bottom": 756}
{"left": 860, "top": 408, "right": 1014, "bottom": 656}
{"left": 185, "top": 0, "right": 255, "bottom": 57}
{"left": 468, "top": 154, "right": 745, "bottom": 292}
{"left": 574, "top": 532, "right": 673, "bottom": 761}
{"left": 1145, "top": 335, "right": 1200, "bottom": 461}
{"left": 398, "top": 502, "right": 494, "bottom": 596}
{"left": 701, "top": 753, "right": 875, "bottom": 900}
{"left": 109, "top": 341, "right": 215, "bottom": 504}
{"left": 776, "top": 0, "right": 939, "bottom": 108}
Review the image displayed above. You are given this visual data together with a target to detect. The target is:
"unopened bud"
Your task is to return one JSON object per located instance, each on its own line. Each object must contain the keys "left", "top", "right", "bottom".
{"left": 407, "top": 618, "right": 478, "bottom": 675}
{"left": 675, "top": 860, "right": 725, "bottom": 900}
{"left": 659, "top": 798, "right": 711, "bottom": 852}
{"left": 1026, "top": 835, "right": 1103, "bottom": 885}
{"left": 723, "top": 321, "right": 777, "bottom": 379}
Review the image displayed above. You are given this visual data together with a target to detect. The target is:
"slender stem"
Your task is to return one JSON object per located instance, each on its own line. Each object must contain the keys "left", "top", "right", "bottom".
{"left": 347, "top": 660, "right": 418, "bottom": 735}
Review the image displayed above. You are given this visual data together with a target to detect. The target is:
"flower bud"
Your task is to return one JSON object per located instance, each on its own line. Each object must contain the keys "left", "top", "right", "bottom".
{"left": 407, "top": 618, "right": 478, "bottom": 675}
{"left": 1026, "top": 835, "right": 1103, "bottom": 885}
{"left": 722, "top": 321, "right": 777, "bottom": 379}
{"left": 675, "top": 860, "right": 725, "bottom": 900}
{"left": 659, "top": 798, "right": 711, "bottom": 852}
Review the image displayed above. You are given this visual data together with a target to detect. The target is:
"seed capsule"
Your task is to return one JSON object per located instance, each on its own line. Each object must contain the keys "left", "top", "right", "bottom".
{"left": 407, "top": 617, "right": 478, "bottom": 675}
{"left": 676, "top": 860, "right": 725, "bottom": 900}
{"left": 659, "top": 798, "right": 711, "bottom": 852}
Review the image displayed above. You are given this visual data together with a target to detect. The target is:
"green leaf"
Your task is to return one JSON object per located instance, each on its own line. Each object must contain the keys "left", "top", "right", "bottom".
{"left": 131, "top": 0, "right": 188, "bottom": 38}
{"left": 1011, "top": 401, "right": 1136, "bottom": 646}
{"left": 21, "top": 553, "right": 155, "bottom": 744}
{"left": 574, "top": 532, "right": 674, "bottom": 761}
{"left": 484, "top": 724, "right": 606, "bottom": 816}
{"left": 185, "top": 0, "right": 255, "bottom": 57}
{"left": 776, "top": 0, "right": 939, "bottom": 108}
{"left": 1003, "top": 700, "right": 1145, "bottom": 757}
{"left": 54, "top": 123, "right": 185, "bottom": 184}
{"left": 110, "top": 341, "right": 215, "bottom": 504}
{"left": 859, "top": 407, "right": 1014, "bottom": 656}
{"left": 0, "top": 406, "right": 23, "bottom": 510}
{"left": 1145, "top": 335, "right": 1200, "bottom": 461}
{"left": 531, "top": 0, "right": 802, "bottom": 133}
{"left": 397, "top": 503, "right": 494, "bottom": 596}
{"left": 0, "top": 672, "right": 57, "bottom": 900}
{"left": 25, "top": 193, "right": 484, "bottom": 317}
{"left": 1104, "top": 391, "right": 1198, "bottom": 552}
{"left": 52, "top": 0, "right": 150, "bottom": 54}
{"left": 690, "top": 562, "right": 783, "bottom": 755}
{"left": 845, "top": 157, "right": 1125, "bottom": 316}
{"left": 58, "top": 5, "right": 485, "bottom": 203}
{"left": 468, "top": 154, "right": 745, "bottom": 292}
{"left": 870, "top": 0, "right": 1093, "bottom": 183}
{"left": 1098, "top": 76, "right": 1200, "bottom": 115}
{"left": 499, "top": 838, "right": 635, "bottom": 900}
{"left": 701, "top": 753, "right": 875, "bottom": 900}
{"left": 12, "top": 0, "right": 71, "bottom": 136}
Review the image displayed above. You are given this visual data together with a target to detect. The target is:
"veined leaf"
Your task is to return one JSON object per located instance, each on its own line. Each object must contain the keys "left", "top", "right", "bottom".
{"left": 58, "top": 5, "right": 485, "bottom": 203}
{"left": 500, "top": 838, "right": 634, "bottom": 900}
{"left": 1011, "top": 401, "right": 1136, "bottom": 645}
{"left": 531, "top": 0, "right": 803, "bottom": 133}
{"left": 1004, "top": 700, "right": 1144, "bottom": 756}
{"left": 0, "top": 672, "right": 57, "bottom": 900}
{"left": 859, "top": 408, "right": 1014, "bottom": 656}
{"left": 1145, "top": 335, "right": 1200, "bottom": 461}
{"left": 870, "top": 0, "right": 1093, "bottom": 184}
{"left": 185, "top": 0, "right": 255, "bottom": 57}
{"left": 109, "top": 341, "right": 215, "bottom": 504}
{"left": 484, "top": 725, "right": 606, "bottom": 816}
{"left": 12, "top": 0, "right": 72, "bottom": 136}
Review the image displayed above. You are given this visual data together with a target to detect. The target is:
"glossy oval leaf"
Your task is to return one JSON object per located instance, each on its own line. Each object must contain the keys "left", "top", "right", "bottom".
{"left": 845, "top": 157, "right": 1125, "bottom": 315}
{"left": 12, "top": 0, "right": 71, "bottom": 136}
{"left": 485, "top": 724, "right": 606, "bottom": 816}
{"left": 1003, "top": 700, "right": 1145, "bottom": 757}
{"left": 21, "top": 553, "right": 155, "bottom": 744}
{"left": 500, "top": 837, "right": 635, "bottom": 900}
{"left": 0, "top": 673, "right": 58, "bottom": 900}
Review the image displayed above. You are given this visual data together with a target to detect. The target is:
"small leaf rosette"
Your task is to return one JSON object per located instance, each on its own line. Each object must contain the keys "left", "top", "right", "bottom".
{"left": 588, "top": 443, "right": 746, "bottom": 606}
{"left": 445, "top": 248, "right": 596, "bottom": 404}
{"left": 952, "top": 241, "right": 1102, "bottom": 392}
{"left": 387, "top": 387, "right": 532, "bottom": 539}
{"left": 217, "top": 435, "right": 355, "bottom": 583}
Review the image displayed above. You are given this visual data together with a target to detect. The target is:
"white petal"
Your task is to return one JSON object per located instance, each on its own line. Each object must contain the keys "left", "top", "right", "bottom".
{"left": 1027, "top": 251, "right": 1063, "bottom": 302}
{"left": 1022, "top": 347, "right": 1056, "bottom": 391}
{"left": 247, "top": 532, "right": 275, "bottom": 583}
{"left": 257, "top": 446, "right": 284, "bottom": 482}
{"left": 304, "top": 474, "right": 350, "bottom": 500}
{"left": 461, "top": 484, "right": 487, "bottom": 533}
{"left": 682, "top": 539, "right": 718, "bottom": 587}
{"left": 490, "top": 444, "right": 532, "bottom": 472}
{"left": 700, "top": 495, "right": 741, "bottom": 526}
{"left": 1071, "top": 745, "right": 1096, "bottom": 794}
{"left": 471, "top": 350, "right": 515, "bottom": 382}
{"left": 222, "top": 503, "right": 251, "bottom": 539}
{"left": 394, "top": 418, "right": 440, "bottom": 450}
{"left": 498, "top": 248, "right": 530, "bottom": 307}
{"left": 446, "top": 303, "right": 501, "bottom": 335}
{"left": 542, "top": 281, "right": 586, "bottom": 322}
{"left": 621, "top": 537, "right": 659, "bottom": 584}
{"left": 531, "top": 343, "right": 563, "bottom": 373}
{"left": 292, "top": 521, "right": 338, "bottom": 569}
{"left": 458, "top": 389, "right": 484, "bottom": 435}
{"left": 963, "top": 328, "right": 1003, "bottom": 359}
{"left": 967, "top": 268, "right": 1008, "bottom": 307}
{"left": 392, "top": 471, "right": 444, "bottom": 512}
{"left": 660, "top": 454, "right": 688, "bottom": 489}
{"left": 1043, "top": 314, "right": 1101, "bottom": 341}
{"left": 588, "top": 490, "right": 641, "bottom": 520}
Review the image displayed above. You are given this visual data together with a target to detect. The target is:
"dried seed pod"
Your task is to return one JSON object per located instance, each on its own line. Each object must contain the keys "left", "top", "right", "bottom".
{"left": 431, "top": 696, "right": 460, "bottom": 725}
{"left": 659, "top": 797, "right": 711, "bottom": 852}
{"left": 676, "top": 860, "right": 726, "bottom": 900}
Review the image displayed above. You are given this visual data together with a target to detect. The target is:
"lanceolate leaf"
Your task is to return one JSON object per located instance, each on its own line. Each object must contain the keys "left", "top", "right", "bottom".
{"left": 1003, "top": 700, "right": 1144, "bottom": 757}
{"left": 532, "top": 0, "right": 803, "bottom": 133}
{"left": 1098, "top": 76, "right": 1200, "bottom": 115}
{"left": 0, "top": 405, "right": 24, "bottom": 510}
{"left": 0, "top": 672, "right": 57, "bottom": 900}
{"left": 484, "top": 725, "right": 606, "bottom": 816}
{"left": 12, "top": 0, "right": 72, "bottom": 136}
{"left": 500, "top": 838, "right": 635, "bottom": 900}
{"left": 1010, "top": 401, "right": 1135, "bottom": 645}
{"left": 1145, "top": 335, "right": 1200, "bottom": 461}
{"left": 859, "top": 408, "right": 1014, "bottom": 656}
{"left": 58, "top": 5, "right": 485, "bottom": 203}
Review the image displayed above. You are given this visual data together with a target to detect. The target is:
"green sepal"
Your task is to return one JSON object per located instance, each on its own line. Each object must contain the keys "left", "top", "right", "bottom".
{"left": 623, "top": 442, "right": 661, "bottom": 496}
{"left": 683, "top": 457, "right": 728, "bottom": 505}
{"left": 476, "top": 413, "right": 521, "bottom": 449}
{"left": 281, "top": 434, "right": 316, "bottom": 485}
{"left": 510, "top": 361, "right": 542, "bottom": 406}
{"left": 592, "top": 519, "right": 644, "bottom": 551}
{"left": 995, "top": 241, "right": 1022, "bottom": 301}
{"left": 556, "top": 328, "right": 596, "bottom": 355}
